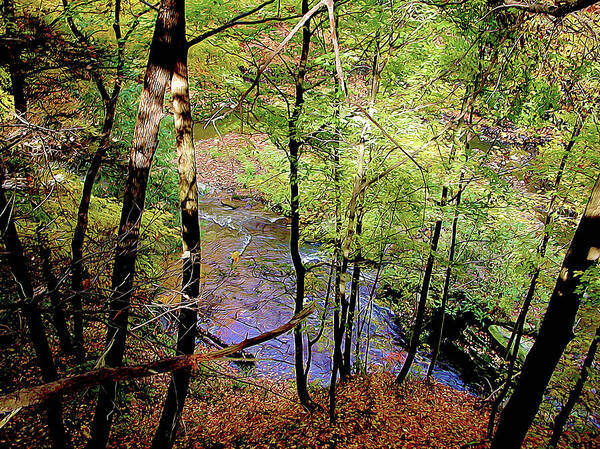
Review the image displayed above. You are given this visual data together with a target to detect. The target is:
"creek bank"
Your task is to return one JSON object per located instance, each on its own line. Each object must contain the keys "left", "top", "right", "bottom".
{"left": 379, "top": 284, "right": 539, "bottom": 395}
{"left": 192, "top": 191, "right": 466, "bottom": 388}
{"left": 191, "top": 138, "right": 468, "bottom": 390}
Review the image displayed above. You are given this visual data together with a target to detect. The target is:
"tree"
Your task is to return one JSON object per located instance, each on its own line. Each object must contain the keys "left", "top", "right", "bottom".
{"left": 150, "top": 9, "right": 200, "bottom": 448}
{"left": 85, "top": 0, "right": 182, "bottom": 445}
{"left": 0, "top": 171, "right": 69, "bottom": 449}
{"left": 288, "top": 0, "right": 314, "bottom": 411}
{"left": 491, "top": 173, "right": 600, "bottom": 449}
{"left": 396, "top": 187, "right": 446, "bottom": 385}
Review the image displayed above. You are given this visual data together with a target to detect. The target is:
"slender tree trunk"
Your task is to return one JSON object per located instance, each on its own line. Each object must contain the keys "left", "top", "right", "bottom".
{"left": 39, "top": 231, "right": 74, "bottom": 354}
{"left": 3, "top": 0, "right": 27, "bottom": 116}
{"left": 329, "top": 256, "right": 348, "bottom": 421}
{"left": 356, "top": 259, "right": 382, "bottom": 373}
{"left": 333, "top": 128, "right": 366, "bottom": 385}
{"left": 338, "top": 42, "right": 380, "bottom": 381}
{"left": 151, "top": 37, "right": 200, "bottom": 449}
{"left": 85, "top": 0, "right": 181, "bottom": 446}
{"left": 68, "top": 0, "right": 125, "bottom": 360}
{"left": 491, "top": 173, "right": 600, "bottom": 449}
{"left": 330, "top": 132, "right": 357, "bottom": 417}
{"left": 423, "top": 43, "right": 498, "bottom": 381}
{"left": 329, "top": 84, "right": 342, "bottom": 423}
{"left": 426, "top": 179, "right": 463, "bottom": 380}
{"left": 396, "top": 187, "right": 447, "bottom": 385}
{"left": 288, "top": 0, "right": 313, "bottom": 411}
{"left": 0, "top": 175, "right": 68, "bottom": 449}
{"left": 548, "top": 324, "right": 600, "bottom": 448}
{"left": 331, "top": 33, "right": 379, "bottom": 417}
{"left": 487, "top": 115, "right": 584, "bottom": 437}
{"left": 342, "top": 207, "right": 363, "bottom": 377}
{"left": 70, "top": 98, "right": 119, "bottom": 358}
{"left": 306, "top": 263, "right": 334, "bottom": 375}
{"left": 505, "top": 115, "right": 584, "bottom": 359}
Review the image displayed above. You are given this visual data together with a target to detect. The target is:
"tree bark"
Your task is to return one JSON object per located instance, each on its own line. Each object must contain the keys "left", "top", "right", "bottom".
{"left": 39, "top": 231, "right": 74, "bottom": 354}
{"left": 0, "top": 174, "right": 68, "bottom": 449}
{"left": 67, "top": 0, "right": 125, "bottom": 360}
{"left": 151, "top": 31, "right": 201, "bottom": 449}
{"left": 491, "top": 173, "right": 600, "bottom": 449}
{"left": 396, "top": 187, "right": 447, "bottom": 385}
{"left": 287, "top": 0, "right": 313, "bottom": 411}
{"left": 487, "top": 114, "right": 584, "bottom": 437}
{"left": 548, "top": 324, "right": 600, "bottom": 448}
{"left": 85, "top": 0, "right": 181, "bottom": 446}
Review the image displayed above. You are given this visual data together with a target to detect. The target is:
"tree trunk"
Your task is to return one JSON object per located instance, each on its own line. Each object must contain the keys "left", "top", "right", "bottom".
{"left": 338, "top": 36, "right": 381, "bottom": 382}
{"left": 288, "top": 0, "right": 313, "bottom": 411}
{"left": 151, "top": 36, "right": 200, "bottom": 449}
{"left": 426, "top": 179, "right": 462, "bottom": 380}
{"left": 0, "top": 175, "right": 68, "bottom": 449}
{"left": 504, "top": 115, "right": 584, "bottom": 359}
{"left": 70, "top": 98, "right": 119, "bottom": 359}
{"left": 491, "top": 173, "right": 600, "bottom": 449}
{"left": 548, "top": 324, "right": 600, "bottom": 448}
{"left": 329, "top": 80, "right": 342, "bottom": 422}
{"left": 396, "top": 187, "right": 447, "bottom": 385}
{"left": 68, "top": 0, "right": 125, "bottom": 360}
{"left": 85, "top": 0, "right": 181, "bottom": 446}
{"left": 487, "top": 115, "right": 583, "bottom": 437}
{"left": 342, "top": 207, "right": 363, "bottom": 377}
{"left": 39, "top": 231, "right": 74, "bottom": 354}
{"left": 331, "top": 32, "right": 379, "bottom": 417}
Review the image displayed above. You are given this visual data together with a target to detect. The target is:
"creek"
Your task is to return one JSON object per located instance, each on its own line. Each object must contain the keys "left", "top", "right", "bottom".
{"left": 190, "top": 190, "right": 468, "bottom": 390}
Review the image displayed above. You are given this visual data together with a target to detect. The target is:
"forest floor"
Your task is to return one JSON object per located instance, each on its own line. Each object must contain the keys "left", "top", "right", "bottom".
{"left": 195, "top": 132, "right": 267, "bottom": 199}
{"left": 1, "top": 324, "right": 598, "bottom": 449}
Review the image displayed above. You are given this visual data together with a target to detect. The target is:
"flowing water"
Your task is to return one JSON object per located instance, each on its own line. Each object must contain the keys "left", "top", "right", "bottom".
{"left": 181, "top": 189, "right": 467, "bottom": 390}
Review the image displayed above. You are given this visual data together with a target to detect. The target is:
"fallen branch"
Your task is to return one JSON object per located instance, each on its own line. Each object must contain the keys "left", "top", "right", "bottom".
{"left": 0, "top": 302, "right": 316, "bottom": 413}
{"left": 499, "top": 0, "right": 598, "bottom": 16}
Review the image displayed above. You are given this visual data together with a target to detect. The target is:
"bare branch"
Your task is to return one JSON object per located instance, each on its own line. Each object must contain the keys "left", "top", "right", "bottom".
{"left": 0, "top": 302, "right": 316, "bottom": 413}
{"left": 187, "top": 0, "right": 278, "bottom": 47}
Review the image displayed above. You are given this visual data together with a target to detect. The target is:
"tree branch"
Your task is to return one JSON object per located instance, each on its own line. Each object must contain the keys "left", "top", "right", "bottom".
{"left": 0, "top": 302, "right": 316, "bottom": 414}
{"left": 187, "top": 0, "right": 279, "bottom": 47}
{"left": 498, "top": 0, "right": 598, "bottom": 17}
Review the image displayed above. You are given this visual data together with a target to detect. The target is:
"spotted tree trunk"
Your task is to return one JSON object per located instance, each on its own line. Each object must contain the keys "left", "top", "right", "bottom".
{"left": 85, "top": 0, "right": 181, "bottom": 446}
{"left": 151, "top": 34, "right": 201, "bottom": 449}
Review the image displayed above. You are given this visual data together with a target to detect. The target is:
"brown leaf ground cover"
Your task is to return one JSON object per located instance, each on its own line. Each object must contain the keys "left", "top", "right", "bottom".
{"left": 2, "top": 324, "right": 599, "bottom": 449}
{"left": 195, "top": 133, "right": 266, "bottom": 196}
